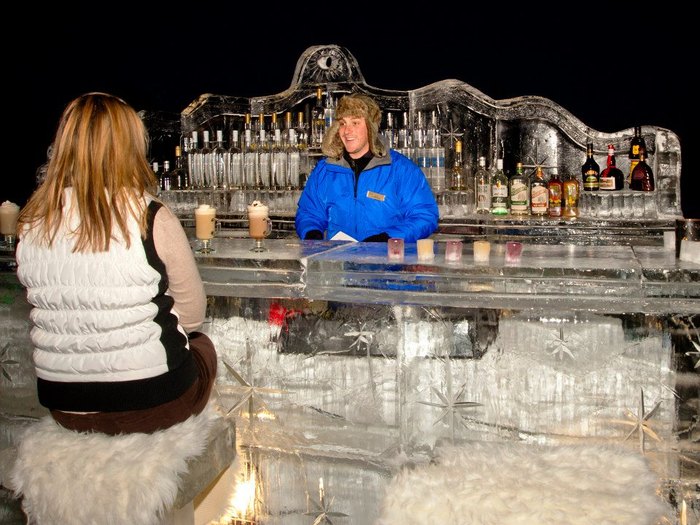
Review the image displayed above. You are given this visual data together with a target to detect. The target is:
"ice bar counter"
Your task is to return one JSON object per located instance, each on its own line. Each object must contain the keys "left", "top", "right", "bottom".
{"left": 2, "top": 45, "right": 699, "bottom": 524}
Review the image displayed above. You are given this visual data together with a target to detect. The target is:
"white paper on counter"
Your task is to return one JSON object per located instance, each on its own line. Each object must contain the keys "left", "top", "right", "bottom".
{"left": 330, "top": 231, "right": 358, "bottom": 242}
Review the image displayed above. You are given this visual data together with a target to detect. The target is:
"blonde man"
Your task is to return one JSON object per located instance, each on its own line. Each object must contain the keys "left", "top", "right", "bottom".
{"left": 295, "top": 94, "right": 438, "bottom": 242}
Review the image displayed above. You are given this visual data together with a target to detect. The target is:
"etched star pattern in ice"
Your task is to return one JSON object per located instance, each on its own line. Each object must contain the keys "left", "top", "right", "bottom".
{"left": 440, "top": 119, "right": 463, "bottom": 149}
{"left": 545, "top": 326, "right": 581, "bottom": 361}
{"left": 304, "top": 479, "right": 349, "bottom": 525}
{"left": 220, "top": 359, "right": 291, "bottom": 418}
{"left": 344, "top": 322, "right": 375, "bottom": 353}
{"left": 521, "top": 141, "right": 557, "bottom": 171}
{"left": 609, "top": 388, "right": 662, "bottom": 453}
{"left": 419, "top": 384, "right": 482, "bottom": 435}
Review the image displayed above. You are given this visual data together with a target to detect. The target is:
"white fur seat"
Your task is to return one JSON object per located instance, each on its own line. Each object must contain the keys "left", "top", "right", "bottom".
{"left": 377, "top": 442, "right": 672, "bottom": 525}
{"left": 7, "top": 401, "right": 225, "bottom": 525}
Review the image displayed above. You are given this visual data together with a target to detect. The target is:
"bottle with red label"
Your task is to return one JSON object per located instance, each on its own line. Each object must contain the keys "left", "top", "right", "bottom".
{"left": 599, "top": 144, "right": 625, "bottom": 191}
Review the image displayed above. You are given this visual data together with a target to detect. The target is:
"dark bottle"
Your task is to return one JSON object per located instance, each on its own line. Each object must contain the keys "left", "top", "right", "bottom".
{"left": 627, "top": 126, "right": 647, "bottom": 185}
{"left": 581, "top": 143, "right": 600, "bottom": 191}
{"left": 171, "top": 145, "right": 189, "bottom": 190}
{"left": 547, "top": 172, "right": 563, "bottom": 218}
{"left": 629, "top": 150, "right": 655, "bottom": 191}
{"left": 159, "top": 160, "right": 172, "bottom": 192}
{"left": 599, "top": 144, "right": 625, "bottom": 191}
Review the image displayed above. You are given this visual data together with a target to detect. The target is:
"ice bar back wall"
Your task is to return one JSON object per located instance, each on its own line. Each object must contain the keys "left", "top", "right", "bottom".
{"left": 145, "top": 45, "right": 684, "bottom": 237}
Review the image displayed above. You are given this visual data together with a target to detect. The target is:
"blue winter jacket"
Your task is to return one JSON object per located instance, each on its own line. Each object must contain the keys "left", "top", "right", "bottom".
{"left": 295, "top": 149, "right": 439, "bottom": 242}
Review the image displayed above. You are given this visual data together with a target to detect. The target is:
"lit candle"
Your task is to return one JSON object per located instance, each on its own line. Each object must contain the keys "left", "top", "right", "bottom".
{"left": 319, "top": 477, "right": 324, "bottom": 502}
{"left": 417, "top": 238, "right": 435, "bottom": 261}
{"left": 473, "top": 240, "right": 491, "bottom": 263}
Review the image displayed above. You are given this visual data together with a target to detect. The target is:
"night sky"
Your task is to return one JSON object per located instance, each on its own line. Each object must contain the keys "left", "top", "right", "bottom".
{"left": 13, "top": 4, "right": 695, "bottom": 216}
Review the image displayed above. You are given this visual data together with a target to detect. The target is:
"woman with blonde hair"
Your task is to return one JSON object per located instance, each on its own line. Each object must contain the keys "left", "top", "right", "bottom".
{"left": 295, "top": 93, "right": 438, "bottom": 242}
{"left": 15, "top": 92, "right": 217, "bottom": 435}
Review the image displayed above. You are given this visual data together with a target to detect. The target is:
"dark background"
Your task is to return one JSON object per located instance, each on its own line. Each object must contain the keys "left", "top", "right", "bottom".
{"left": 12, "top": 4, "right": 696, "bottom": 217}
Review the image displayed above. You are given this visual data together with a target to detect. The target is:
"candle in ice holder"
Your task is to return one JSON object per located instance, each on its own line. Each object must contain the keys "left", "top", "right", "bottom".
{"left": 505, "top": 241, "right": 523, "bottom": 264}
{"left": 473, "top": 240, "right": 491, "bottom": 263}
{"left": 388, "top": 238, "right": 404, "bottom": 261}
{"left": 416, "top": 238, "right": 434, "bottom": 261}
{"left": 445, "top": 240, "right": 463, "bottom": 262}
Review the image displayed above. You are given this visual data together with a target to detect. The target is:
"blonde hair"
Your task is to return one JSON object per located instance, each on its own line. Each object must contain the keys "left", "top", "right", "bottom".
{"left": 321, "top": 94, "right": 387, "bottom": 159}
{"left": 18, "top": 92, "right": 157, "bottom": 252}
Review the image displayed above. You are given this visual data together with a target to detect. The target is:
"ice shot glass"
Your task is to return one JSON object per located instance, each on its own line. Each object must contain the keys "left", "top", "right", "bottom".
{"left": 445, "top": 240, "right": 463, "bottom": 263}
{"left": 505, "top": 241, "right": 523, "bottom": 264}
{"left": 388, "top": 238, "right": 404, "bottom": 261}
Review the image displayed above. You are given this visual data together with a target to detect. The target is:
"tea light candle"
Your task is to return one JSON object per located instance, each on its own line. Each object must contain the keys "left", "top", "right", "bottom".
{"left": 473, "top": 240, "right": 491, "bottom": 263}
{"left": 417, "top": 238, "right": 435, "bottom": 261}
{"left": 445, "top": 240, "right": 463, "bottom": 262}
{"left": 388, "top": 237, "right": 404, "bottom": 261}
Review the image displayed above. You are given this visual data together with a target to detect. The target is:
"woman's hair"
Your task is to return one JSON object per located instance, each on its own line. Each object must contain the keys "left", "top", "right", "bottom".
{"left": 18, "top": 92, "right": 157, "bottom": 252}
{"left": 321, "top": 93, "right": 387, "bottom": 159}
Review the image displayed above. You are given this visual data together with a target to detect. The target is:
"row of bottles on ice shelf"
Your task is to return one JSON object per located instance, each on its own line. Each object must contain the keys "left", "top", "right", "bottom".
{"left": 154, "top": 112, "right": 319, "bottom": 192}
{"left": 152, "top": 88, "right": 343, "bottom": 192}
{"left": 382, "top": 110, "right": 446, "bottom": 193}
{"left": 580, "top": 127, "right": 654, "bottom": 192}
{"left": 441, "top": 136, "right": 656, "bottom": 218}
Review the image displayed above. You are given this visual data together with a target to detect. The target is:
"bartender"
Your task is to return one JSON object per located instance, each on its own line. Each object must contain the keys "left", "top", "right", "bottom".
{"left": 295, "top": 94, "right": 439, "bottom": 243}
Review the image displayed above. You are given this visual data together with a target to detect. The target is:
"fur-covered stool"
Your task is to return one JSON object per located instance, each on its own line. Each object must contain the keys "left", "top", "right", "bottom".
{"left": 6, "top": 401, "right": 235, "bottom": 525}
{"left": 377, "top": 442, "right": 672, "bottom": 525}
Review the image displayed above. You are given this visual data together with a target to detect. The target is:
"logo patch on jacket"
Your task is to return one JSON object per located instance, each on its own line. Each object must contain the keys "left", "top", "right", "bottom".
{"left": 366, "top": 191, "right": 385, "bottom": 202}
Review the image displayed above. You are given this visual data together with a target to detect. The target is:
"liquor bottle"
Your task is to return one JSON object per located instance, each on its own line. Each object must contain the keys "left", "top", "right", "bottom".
{"left": 474, "top": 156, "right": 491, "bottom": 214}
{"left": 629, "top": 150, "right": 655, "bottom": 191}
{"left": 295, "top": 111, "right": 310, "bottom": 188}
{"left": 210, "top": 129, "right": 227, "bottom": 189}
{"left": 151, "top": 161, "right": 161, "bottom": 185}
{"left": 160, "top": 160, "right": 172, "bottom": 192}
{"left": 228, "top": 129, "right": 242, "bottom": 189}
{"left": 491, "top": 158, "right": 509, "bottom": 215}
{"left": 562, "top": 174, "right": 580, "bottom": 218}
{"left": 187, "top": 131, "right": 200, "bottom": 188}
{"left": 384, "top": 112, "right": 398, "bottom": 149}
{"left": 257, "top": 114, "right": 271, "bottom": 188}
{"left": 311, "top": 87, "right": 325, "bottom": 147}
{"left": 449, "top": 140, "right": 465, "bottom": 191}
{"left": 243, "top": 113, "right": 256, "bottom": 189}
{"left": 427, "top": 110, "right": 445, "bottom": 192}
{"left": 398, "top": 111, "right": 412, "bottom": 158}
{"left": 413, "top": 111, "right": 428, "bottom": 183}
{"left": 530, "top": 165, "right": 548, "bottom": 216}
{"left": 199, "top": 130, "right": 212, "bottom": 189}
{"left": 627, "top": 126, "right": 647, "bottom": 185}
{"left": 599, "top": 144, "right": 625, "bottom": 191}
{"left": 509, "top": 162, "right": 529, "bottom": 215}
{"left": 323, "top": 87, "right": 335, "bottom": 131}
{"left": 547, "top": 171, "right": 563, "bottom": 218}
{"left": 270, "top": 113, "right": 287, "bottom": 189}
{"left": 171, "top": 145, "right": 189, "bottom": 190}
{"left": 581, "top": 143, "right": 600, "bottom": 192}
